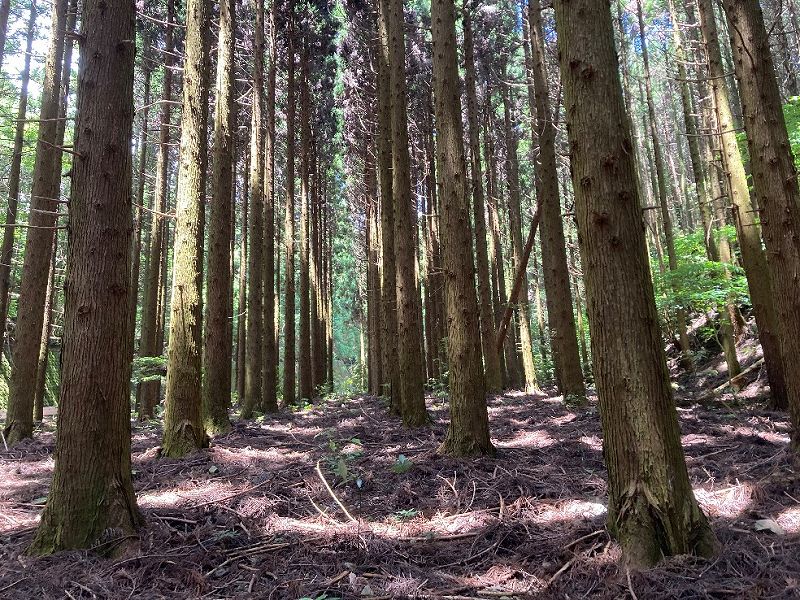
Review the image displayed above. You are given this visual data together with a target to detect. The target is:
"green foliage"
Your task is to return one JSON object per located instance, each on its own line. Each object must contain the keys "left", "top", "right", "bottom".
{"left": 391, "top": 454, "right": 414, "bottom": 474}
{"left": 651, "top": 230, "right": 749, "bottom": 322}
{"left": 131, "top": 355, "right": 166, "bottom": 384}
{"left": 737, "top": 98, "right": 800, "bottom": 175}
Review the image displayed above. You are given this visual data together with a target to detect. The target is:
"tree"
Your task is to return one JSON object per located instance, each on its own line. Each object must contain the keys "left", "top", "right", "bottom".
{"left": 203, "top": 0, "right": 237, "bottom": 434}
{"left": 299, "top": 41, "right": 313, "bottom": 401}
{"left": 162, "top": 0, "right": 212, "bottom": 457}
{"left": 463, "top": 6, "right": 502, "bottom": 393}
{"left": 525, "top": 0, "right": 585, "bottom": 400}
{"left": 431, "top": 0, "right": 493, "bottom": 456}
{"left": 4, "top": 0, "right": 69, "bottom": 445}
{"left": 28, "top": 0, "right": 142, "bottom": 553}
{"left": 552, "top": 0, "right": 716, "bottom": 565}
{"left": 284, "top": 11, "right": 298, "bottom": 404}
{"left": 720, "top": 0, "right": 800, "bottom": 449}
{"left": 0, "top": 0, "right": 37, "bottom": 357}
{"left": 387, "top": 0, "right": 427, "bottom": 425}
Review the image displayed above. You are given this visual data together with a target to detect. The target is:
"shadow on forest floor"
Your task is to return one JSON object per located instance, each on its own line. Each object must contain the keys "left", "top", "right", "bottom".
{"left": 1, "top": 361, "right": 800, "bottom": 598}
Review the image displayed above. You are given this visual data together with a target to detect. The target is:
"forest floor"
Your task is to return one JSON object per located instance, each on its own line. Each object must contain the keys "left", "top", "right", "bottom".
{"left": 2, "top": 346, "right": 800, "bottom": 598}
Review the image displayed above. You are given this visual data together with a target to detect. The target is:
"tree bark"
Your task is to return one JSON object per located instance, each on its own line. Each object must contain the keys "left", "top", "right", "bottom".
{"left": 698, "top": 0, "right": 787, "bottom": 408}
{"left": 463, "top": 8, "right": 502, "bottom": 394}
{"left": 0, "top": 1, "right": 37, "bottom": 357}
{"left": 387, "top": 0, "right": 426, "bottom": 425}
{"left": 203, "top": 0, "right": 236, "bottom": 434}
{"left": 162, "top": 0, "right": 211, "bottom": 457}
{"left": 431, "top": 0, "right": 493, "bottom": 457}
{"left": 28, "top": 0, "right": 143, "bottom": 552}
{"left": 4, "top": 0, "right": 69, "bottom": 445}
{"left": 525, "top": 0, "right": 585, "bottom": 400}
{"left": 242, "top": 0, "right": 265, "bottom": 417}
{"left": 721, "top": 0, "right": 800, "bottom": 447}
{"left": 552, "top": 0, "right": 716, "bottom": 566}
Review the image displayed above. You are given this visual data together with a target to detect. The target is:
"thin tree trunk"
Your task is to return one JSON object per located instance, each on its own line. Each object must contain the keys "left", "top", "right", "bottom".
{"left": 387, "top": 0, "right": 426, "bottom": 425}
{"left": 0, "top": 1, "right": 37, "bottom": 357}
{"left": 283, "top": 14, "right": 297, "bottom": 404}
{"left": 463, "top": 8, "right": 502, "bottom": 393}
{"left": 28, "top": 0, "right": 143, "bottom": 552}
{"left": 34, "top": 238, "right": 57, "bottom": 422}
{"left": 0, "top": 0, "right": 11, "bottom": 72}
{"left": 501, "top": 86, "right": 539, "bottom": 393}
{"left": 162, "top": 0, "right": 211, "bottom": 457}
{"left": 139, "top": 0, "right": 175, "bottom": 420}
{"left": 525, "top": 0, "right": 585, "bottom": 399}
{"left": 299, "top": 43, "right": 313, "bottom": 401}
{"left": 5, "top": 0, "right": 69, "bottom": 445}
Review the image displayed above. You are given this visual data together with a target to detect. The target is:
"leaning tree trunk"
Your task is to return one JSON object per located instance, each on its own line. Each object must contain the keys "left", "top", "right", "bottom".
{"left": 720, "top": 0, "right": 800, "bottom": 448}
{"left": 501, "top": 87, "right": 539, "bottom": 393}
{"left": 388, "top": 0, "right": 427, "bottom": 426}
{"left": 28, "top": 0, "right": 143, "bottom": 553}
{"left": 552, "top": 0, "right": 716, "bottom": 566}
{"left": 162, "top": 0, "right": 211, "bottom": 458}
{"left": 203, "top": 0, "right": 236, "bottom": 434}
{"left": 432, "top": 0, "right": 493, "bottom": 456}
{"left": 0, "top": 1, "right": 37, "bottom": 357}
{"left": 4, "top": 0, "right": 68, "bottom": 446}
{"left": 698, "top": 0, "right": 785, "bottom": 405}
{"left": 526, "top": 0, "right": 585, "bottom": 400}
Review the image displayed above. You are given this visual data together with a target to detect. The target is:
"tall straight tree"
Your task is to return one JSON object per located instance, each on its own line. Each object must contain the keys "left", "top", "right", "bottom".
{"left": 375, "top": 0, "right": 400, "bottom": 411}
{"left": 243, "top": 0, "right": 266, "bottom": 418}
{"left": 162, "top": 0, "right": 211, "bottom": 457}
{"left": 526, "top": 0, "right": 585, "bottom": 400}
{"left": 138, "top": 0, "right": 175, "bottom": 420}
{"left": 284, "top": 12, "right": 298, "bottom": 404}
{"left": 0, "top": 0, "right": 10, "bottom": 71}
{"left": 463, "top": 6, "right": 502, "bottom": 393}
{"left": 299, "top": 41, "right": 313, "bottom": 401}
{"left": 262, "top": 0, "right": 279, "bottom": 413}
{"left": 431, "top": 0, "right": 493, "bottom": 456}
{"left": 203, "top": 0, "right": 237, "bottom": 434}
{"left": 552, "top": 0, "right": 716, "bottom": 565}
{"left": 387, "top": 0, "right": 427, "bottom": 426}
{"left": 720, "top": 0, "right": 800, "bottom": 449}
{"left": 0, "top": 0, "right": 37, "bottom": 356}
{"left": 4, "top": 0, "right": 69, "bottom": 445}
{"left": 29, "top": 0, "right": 142, "bottom": 553}
{"left": 697, "top": 0, "right": 787, "bottom": 409}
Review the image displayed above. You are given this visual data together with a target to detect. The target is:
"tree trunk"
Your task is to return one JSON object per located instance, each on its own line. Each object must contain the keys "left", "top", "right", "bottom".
{"left": 242, "top": 0, "right": 265, "bottom": 417}
{"left": 552, "top": 0, "right": 716, "bottom": 566}
{"left": 721, "top": 0, "right": 800, "bottom": 446}
{"left": 162, "top": 0, "right": 211, "bottom": 457}
{"left": 34, "top": 238, "right": 57, "bottom": 423}
{"left": 0, "top": 0, "right": 10, "bottom": 72}
{"left": 4, "top": 0, "right": 69, "bottom": 445}
{"left": 698, "top": 0, "right": 787, "bottom": 408}
{"left": 28, "top": 0, "right": 143, "bottom": 552}
{"left": 236, "top": 144, "right": 249, "bottom": 402}
{"left": 299, "top": 43, "right": 313, "bottom": 402}
{"left": 262, "top": 0, "right": 278, "bottom": 412}
{"left": 283, "top": 14, "right": 297, "bottom": 404}
{"left": 138, "top": 0, "right": 175, "bottom": 421}
{"left": 203, "top": 0, "right": 236, "bottom": 434}
{"left": 526, "top": 0, "right": 585, "bottom": 400}
{"left": 636, "top": 0, "right": 692, "bottom": 370}
{"left": 0, "top": 1, "right": 37, "bottom": 357}
{"left": 463, "top": 9, "right": 502, "bottom": 394}
{"left": 431, "top": 0, "right": 493, "bottom": 456}
{"left": 375, "top": 0, "right": 400, "bottom": 411}
{"left": 387, "top": 0, "right": 426, "bottom": 426}
{"left": 501, "top": 86, "right": 539, "bottom": 393}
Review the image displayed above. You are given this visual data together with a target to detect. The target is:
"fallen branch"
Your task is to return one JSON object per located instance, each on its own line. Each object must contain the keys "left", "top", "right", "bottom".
{"left": 315, "top": 460, "right": 358, "bottom": 523}
{"left": 695, "top": 358, "right": 764, "bottom": 403}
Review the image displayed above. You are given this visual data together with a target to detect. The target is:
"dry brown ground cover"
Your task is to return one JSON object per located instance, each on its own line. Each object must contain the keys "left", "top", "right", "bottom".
{"left": 1, "top": 358, "right": 800, "bottom": 599}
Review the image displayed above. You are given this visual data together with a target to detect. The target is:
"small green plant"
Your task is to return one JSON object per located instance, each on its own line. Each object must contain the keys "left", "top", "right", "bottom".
{"left": 393, "top": 508, "right": 419, "bottom": 521}
{"left": 391, "top": 454, "right": 414, "bottom": 474}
